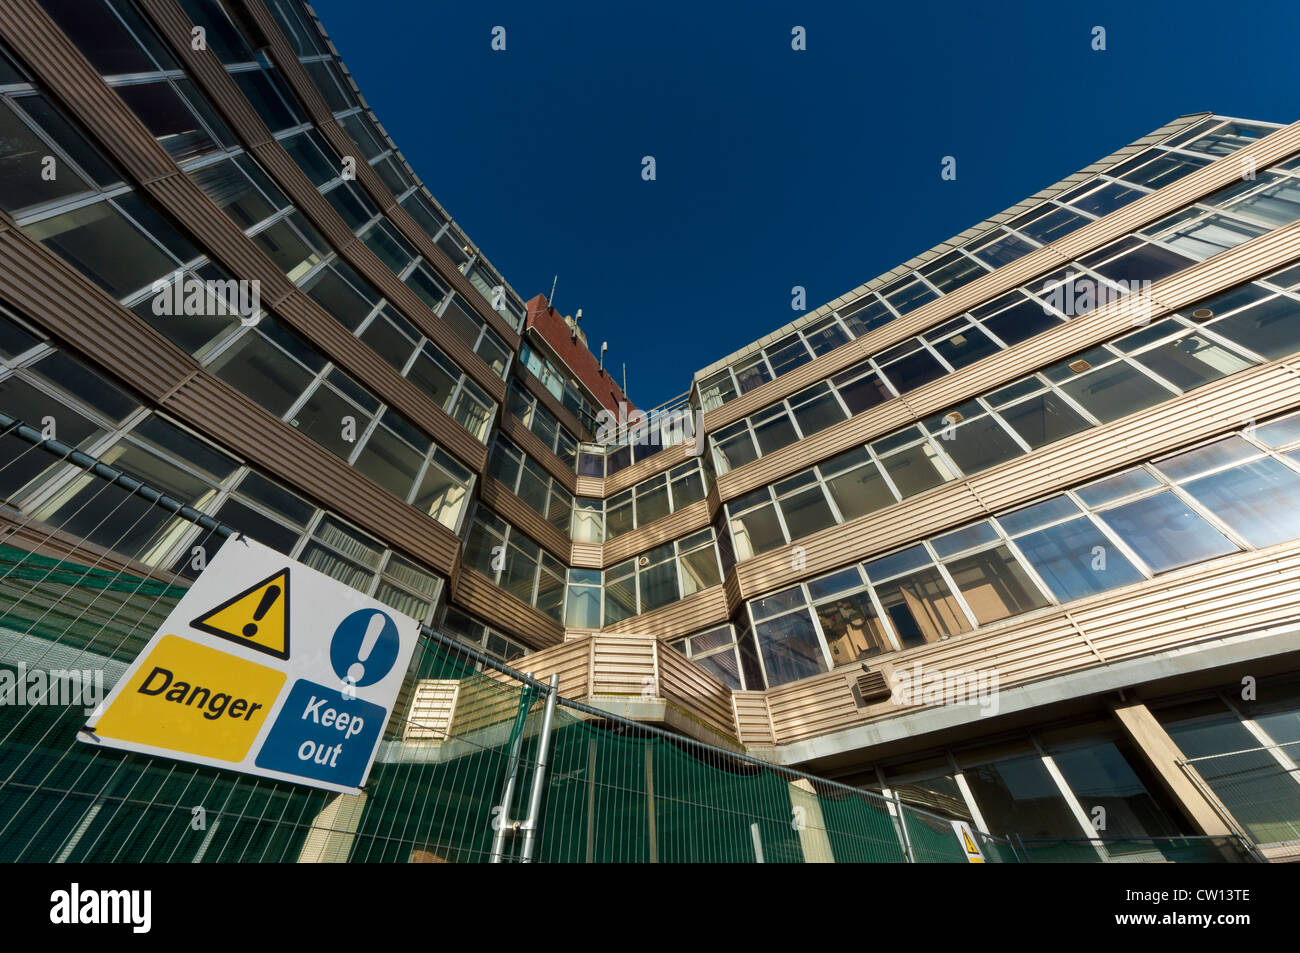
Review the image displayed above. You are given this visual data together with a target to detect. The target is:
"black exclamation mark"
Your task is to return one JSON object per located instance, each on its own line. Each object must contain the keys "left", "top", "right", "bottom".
{"left": 242, "top": 585, "right": 280, "bottom": 639}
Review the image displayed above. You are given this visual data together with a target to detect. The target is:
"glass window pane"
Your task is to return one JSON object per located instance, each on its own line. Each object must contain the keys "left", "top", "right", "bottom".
{"left": 825, "top": 461, "right": 895, "bottom": 520}
{"left": 1057, "top": 360, "right": 1175, "bottom": 424}
{"left": 1132, "top": 334, "right": 1253, "bottom": 392}
{"left": 40, "top": 0, "right": 177, "bottom": 75}
{"left": 1207, "top": 295, "right": 1300, "bottom": 360}
{"left": 754, "top": 608, "right": 827, "bottom": 687}
{"left": 815, "top": 590, "right": 890, "bottom": 665}
{"left": 636, "top": 482, "right": 670, "bottom": 525}
{"left": 639, "top": 558, "right": 679, "bottom": 613}
{"left": 115, "top": 80, "right": 218, "bottom": 162}
{"left": 208, "top": 329, "right": 313, "bottom": 416}
{"left": 939, "top": 416, "right": 1023, "bottom": 474}
{"left": 874, "top": 566, "right": 971, "bottom": 648}
{"left": 1012, "top": 516, "right": 1145, "bottom": 601}
{"left": 881, "top": 348, "right": 946, "bottom": 393}
{"left": 1098, "top": 491, "right": 1238, "bottom": 573}
{"left": 998, "top": 391, "right": 1090, "bottom": 449}
{"left": 879, "top": 442, "right": 951, "bottom": 497}
{"left": 353, "top": 424, "right": 421, "bottom": 499}
{"left": 730, "top": 503, "right": 785, "bottom": 560}
{"left": 1179, "top": 458, "right": 1300, "bottom": 548}
{"left": 0, "top": 103, "right": 91, "bottom": 212}
{"left": 679, "top": 546, "right": 721, "bottom": 595}
{"left": 778, "top": 486, "right": 837, "bottom": 539}
{"left": 23, "top": 200, "right": 176, "bottom": 299}
{"left": 944, "top": 545, "right": 1049, "bottom": 625}
{"left": 962, "top": 752, "right": 1082, "bottom": 839}
{"left": 791, "top": 389, "right": 847, "bottom": 436}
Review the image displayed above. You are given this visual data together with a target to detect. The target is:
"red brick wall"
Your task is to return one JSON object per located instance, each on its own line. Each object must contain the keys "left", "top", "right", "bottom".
{"left": 523, "top": 293, "right": 633, "bottom": 414}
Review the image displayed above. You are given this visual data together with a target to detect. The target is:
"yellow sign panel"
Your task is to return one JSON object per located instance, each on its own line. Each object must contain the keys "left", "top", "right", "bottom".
{"left": 93, "top": 635, "right": 285, "bottom": 763}
{"left": 191, "top": 568, "right": 290, "bottom": 660}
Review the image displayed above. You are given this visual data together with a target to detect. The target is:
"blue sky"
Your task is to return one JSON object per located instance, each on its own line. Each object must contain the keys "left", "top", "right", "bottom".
{"left": 311, "top": 0, "right": 1300, "bottom": 409}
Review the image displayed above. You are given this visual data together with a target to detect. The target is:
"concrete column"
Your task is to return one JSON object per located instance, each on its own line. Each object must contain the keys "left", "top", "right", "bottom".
{"left": 296, "top": 792, "right": 368, "bottom": 863}
{"left": 789, "top": 778, "right": 835, "bottom": 862}
{"left": 1109, "top": 700, "right": 1233, "bottom": 837}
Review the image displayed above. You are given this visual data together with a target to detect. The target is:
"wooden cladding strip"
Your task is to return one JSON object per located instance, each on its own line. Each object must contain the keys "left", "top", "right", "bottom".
{"left": 603, "top": 443, "right": 694, "bottom": 496}
{"left": 701, "top": 119, "right": 1300, "bottom": 433}
{"left": 451, "top": 567, "right": 565, "bottom": 650}
{"left": 508, "top": 633, "right": 739, "bottom": 742}
{"left": 598, "top": 499, "right": 713, "bottom": 568}
{"left": 516, "top": 368, "right": 589, "bottom": 443}
{"left": 0, "top": 2, "right": 492, "bottom": 477}
{"left": 0, "top": 225, "right": 186, "bottom": 400}
{"left": 496, "top": 414, "right": 578, "bottom": 493}
{"left": 762, "top": 540, "right": 1300, "bottom": 746}
{"left": 732, "top": 692, "right": 777, "bottom": 746}
{"left": 485, "top": 639, "right": 592, "bottom": 698}
{"left": 236, "top": 0, "right": 520, "bottom": 350}
{"left": 589, "top": 635, "right": 658, "bottom": 695}
{"left": 731, "top": 358, "right": 1300, "bottom": 599}
{"left": 479, "top": 477, "right": 571, "bottom": 563}
{"left": 658, "top": 644, "right": 736, "bottom": 735}
{"left": 602, "top": 584, "right": 730, "bottom": 641}
{"left": 0, "top": 216, "right": 464, "bottom": 577}
{"left": 136, "top": 0, "right": 507, "bottom": 407}
{"left": 569, "top": 542, "right": 603, "bottom": 570}
{"left": 714, "top": 219, "right": 1300, "bottom": 504}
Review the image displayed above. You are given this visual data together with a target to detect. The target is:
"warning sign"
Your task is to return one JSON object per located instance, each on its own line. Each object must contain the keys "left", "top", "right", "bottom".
{"left": 191, "top": 568, "right": 290, "bottom": 659}
{"left": 951, "top": 820, "right": 986, "bottom": 863}
{"left": 80, "top": 536, "right": 419, "bottom": 794}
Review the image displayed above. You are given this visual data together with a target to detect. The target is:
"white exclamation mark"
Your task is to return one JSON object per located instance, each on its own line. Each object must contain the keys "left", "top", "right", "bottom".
{"left": 347, "top": 614, "right": 386, "bottom": 684}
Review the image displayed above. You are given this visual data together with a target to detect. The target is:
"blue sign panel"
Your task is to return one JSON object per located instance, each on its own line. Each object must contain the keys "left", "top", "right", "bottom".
{"left": 255, "top": 679, "right": 386, "bottom": 789}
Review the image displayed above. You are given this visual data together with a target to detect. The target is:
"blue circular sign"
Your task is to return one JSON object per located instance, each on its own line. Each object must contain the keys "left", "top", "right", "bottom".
{"left": 329, "top": 608, "right": 401, "bottom": 688}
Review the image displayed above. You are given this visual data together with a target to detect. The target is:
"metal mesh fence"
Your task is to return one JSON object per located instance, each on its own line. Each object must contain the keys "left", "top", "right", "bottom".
{"left": 1179, "top": 741, "right": 1300, "bottom": 856}
{"left": 0, "top": 414, "right": 1010, "bottom": 862}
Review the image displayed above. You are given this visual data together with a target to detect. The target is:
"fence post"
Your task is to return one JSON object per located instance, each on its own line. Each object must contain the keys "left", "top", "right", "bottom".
{"left": 890, "top": 790, "right": 915, "bottom": 863}
{"left": 1013, "top": 832, "right": 1030, "bottom": 863}
{"left": 489, "top": 674, "right": 536, "bottom": 863}
{"left": 520, "top": 673, "right": 560, "bottom": 862}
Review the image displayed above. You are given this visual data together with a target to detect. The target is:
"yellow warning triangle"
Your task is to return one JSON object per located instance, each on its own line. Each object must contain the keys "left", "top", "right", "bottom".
{"left": 962, "top": 827, "right": 984, "bottom": 862}
{"left": 191, "top": 568, "right": 290, "bottom": 660}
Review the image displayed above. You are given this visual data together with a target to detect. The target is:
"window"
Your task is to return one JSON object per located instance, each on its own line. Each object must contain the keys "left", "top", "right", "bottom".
{"left": 1010, "top": 516, "right": 1144, "bottom": 601}
{"left": 1096, "top": 490, "right": 1237, "bottom": 573}
{"left": 944, "top": 545, "right": 1049, "bottom": 625}
{"left": 1169, "top": 457, "right": 1300, "bottom": 548}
